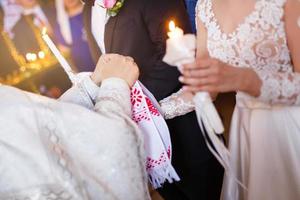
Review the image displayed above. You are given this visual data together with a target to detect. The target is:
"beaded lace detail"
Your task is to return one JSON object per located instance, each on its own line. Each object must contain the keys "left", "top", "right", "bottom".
{"left": 160, "top": 90, "right": 195, "bottom": 119}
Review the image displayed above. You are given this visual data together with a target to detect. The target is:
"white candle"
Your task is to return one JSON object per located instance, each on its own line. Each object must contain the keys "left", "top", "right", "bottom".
{"left": 167, "top": 21, "right": 184, "bottom": 39}
{"left": 42, "top": 28, "right": 77, "bottom": 84}
{"left": 164, "top": 21, "right": 224, "bottom": 134}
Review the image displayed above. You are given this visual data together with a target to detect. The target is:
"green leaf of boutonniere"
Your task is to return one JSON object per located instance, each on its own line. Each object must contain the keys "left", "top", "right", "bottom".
{"left": 107, "top": 0, "right": 125, "bottom": 17}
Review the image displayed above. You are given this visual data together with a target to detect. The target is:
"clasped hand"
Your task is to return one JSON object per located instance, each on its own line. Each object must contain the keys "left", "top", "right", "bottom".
{"left": 91, "top": 54, "right": 140, "bottom": 87}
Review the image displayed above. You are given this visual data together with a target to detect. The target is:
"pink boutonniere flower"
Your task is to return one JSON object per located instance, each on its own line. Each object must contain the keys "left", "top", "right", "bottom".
{"left": 103, "top": 0, "right": 117, "bottom": 9}
{"left": 103, "top": 0, "right": 125, "bottom": 17}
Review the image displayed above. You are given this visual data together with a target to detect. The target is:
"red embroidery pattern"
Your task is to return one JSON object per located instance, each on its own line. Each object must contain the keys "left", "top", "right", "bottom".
{"left": 146, "top": 146, "right": 171, "bottom": 170}
{"left": 146, "top": 97, "right": 160, "bottom": 117}
{"left": 146, "top": 151, "right": 168, "bottom": 170}
{"left": 132, "top": 110, "right": 151, "bottom": 123}
{"left": 131, "top": 87, "right": 143, "bottom": 107}
{"left": 167, "top": 146, "right": 171, "bottom": 159}
{"left": 131, "top": 87, "right": 150, "bottom": 123}
{"left": 131, "top": 86, "right": 161, "bottom": 123}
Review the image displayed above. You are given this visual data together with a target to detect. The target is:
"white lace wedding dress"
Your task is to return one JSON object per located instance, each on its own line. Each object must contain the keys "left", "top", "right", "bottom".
{"left": 0, "top": 77, "right": 150, "bottom": 200}
{"left": 198, "top": 0, "right": 300, "bottom": 199}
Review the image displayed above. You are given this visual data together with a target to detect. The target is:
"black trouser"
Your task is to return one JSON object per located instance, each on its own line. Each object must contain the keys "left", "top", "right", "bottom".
{"left": 157, "top": 112, "right": 224, "bottom": 200}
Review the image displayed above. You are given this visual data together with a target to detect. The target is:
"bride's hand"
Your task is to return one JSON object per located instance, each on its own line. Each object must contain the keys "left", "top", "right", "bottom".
{"left": 91, "top": 54, "right": 139, "bottom": 87}
{"left": 180, "top": 57, "right": 262, "bottom": 97}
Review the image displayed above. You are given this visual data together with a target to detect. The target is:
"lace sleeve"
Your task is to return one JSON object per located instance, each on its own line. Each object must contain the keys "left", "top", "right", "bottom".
{"left": 256, "top": 70, "right": 300, "bottom": 106}
{"left": 59, "top": 73, "right": 99, "bottom": 109}
{"left": 159, "top": 90, "right": 195, "bottom": 119}
{"left": 94, "top": 78, "right": 132, "bottom": 117}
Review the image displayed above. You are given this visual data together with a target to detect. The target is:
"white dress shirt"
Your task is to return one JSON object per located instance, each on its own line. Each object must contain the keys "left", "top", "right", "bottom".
{"left": 91, "top": 0, "right": 110, "bottom": 54}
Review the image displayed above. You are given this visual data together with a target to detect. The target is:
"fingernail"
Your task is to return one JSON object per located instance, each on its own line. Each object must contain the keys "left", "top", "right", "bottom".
{"left": 179, "top": 76, "right": 184, "bottom": 82}
{"left": 182, "top": 86, "right": 188, "bottom": 91}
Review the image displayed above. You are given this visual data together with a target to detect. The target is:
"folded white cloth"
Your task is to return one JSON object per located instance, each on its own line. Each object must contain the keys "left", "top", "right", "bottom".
{"left": 131, "top": 81, "right": 179, "bottom": 188}
{"left": 61, "top": 73, "right": 179, "bottom": 188}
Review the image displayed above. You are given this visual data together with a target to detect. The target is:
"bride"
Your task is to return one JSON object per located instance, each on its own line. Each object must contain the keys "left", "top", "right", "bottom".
{"left": 0, "top": 54, "right": 150, "bottom": 200}
{"left": 181, "top": 0, "right": 300, "bottom": 199}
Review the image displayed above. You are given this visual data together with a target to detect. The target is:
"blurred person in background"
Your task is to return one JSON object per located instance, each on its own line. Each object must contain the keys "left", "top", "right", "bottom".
{"left": 54, "top": 0, "right": 95, "bottom": 72}
{"left": 0, "top": 0, "right": 22, "bottom": 77}
{"left": 12, "top": 0, "right": 56, "bottom": 54}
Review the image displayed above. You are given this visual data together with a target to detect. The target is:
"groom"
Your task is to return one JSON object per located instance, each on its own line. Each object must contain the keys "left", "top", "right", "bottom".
{"left": 82, "top": 0, "right": 224, "bottom": 199}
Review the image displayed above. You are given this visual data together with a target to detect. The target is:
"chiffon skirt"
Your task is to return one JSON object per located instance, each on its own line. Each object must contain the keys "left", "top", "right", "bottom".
{"left": 222, "top": 100, "right": 300, "bottom": 200}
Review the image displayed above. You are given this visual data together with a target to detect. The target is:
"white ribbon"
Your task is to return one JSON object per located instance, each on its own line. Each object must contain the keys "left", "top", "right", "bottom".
{"left": 163, "top": 34, "right": 228, "bottom": 167}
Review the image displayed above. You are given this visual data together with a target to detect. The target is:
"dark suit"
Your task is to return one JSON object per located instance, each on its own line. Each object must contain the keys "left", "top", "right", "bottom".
{"left": 83, "top": 0, "right": 224, "bottom": 199}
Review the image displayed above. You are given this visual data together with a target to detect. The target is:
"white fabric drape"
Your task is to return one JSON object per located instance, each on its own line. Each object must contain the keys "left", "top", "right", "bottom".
{"left": 0, "top": 79, "right": 150, "bottom": 200}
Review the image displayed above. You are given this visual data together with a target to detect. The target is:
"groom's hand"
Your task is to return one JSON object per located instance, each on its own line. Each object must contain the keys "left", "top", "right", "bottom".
{"left": 91, "top": 54, "right": 140, "bottom": 87}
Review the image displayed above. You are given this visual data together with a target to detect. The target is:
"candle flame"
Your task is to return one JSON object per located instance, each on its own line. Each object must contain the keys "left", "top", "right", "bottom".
{"left": 169, "top": 21, "right": 176, "bottom": 32}
{"left": 42, "top": 27, "right": 47, "bottom": 35}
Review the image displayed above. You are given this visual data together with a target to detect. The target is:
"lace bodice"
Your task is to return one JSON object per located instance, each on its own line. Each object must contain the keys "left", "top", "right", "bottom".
{"left": 197, "top": 0, "right": 300, "bottom": 106}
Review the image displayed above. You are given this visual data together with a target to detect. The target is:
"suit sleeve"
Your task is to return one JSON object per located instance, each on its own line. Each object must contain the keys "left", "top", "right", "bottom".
{"left": 141, "top": 0, "right": 192, "bottom": 100}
